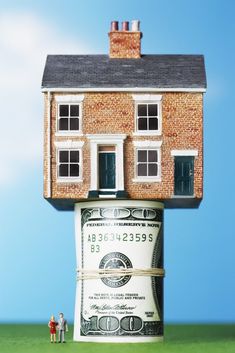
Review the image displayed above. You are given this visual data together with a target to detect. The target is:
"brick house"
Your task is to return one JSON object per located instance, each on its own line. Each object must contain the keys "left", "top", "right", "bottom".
{"left": 41, "top": 20, "right": 206, "bottom": 210}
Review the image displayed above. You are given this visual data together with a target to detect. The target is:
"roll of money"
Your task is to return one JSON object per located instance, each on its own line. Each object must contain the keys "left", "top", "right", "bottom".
{"left": 74, "top": 200, "right": 164, "bottom": 343}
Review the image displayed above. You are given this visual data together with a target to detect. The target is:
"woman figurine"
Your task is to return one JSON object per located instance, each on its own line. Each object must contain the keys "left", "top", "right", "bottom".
{"left": 48, "top": 315, "right": 57, "bottom": 343}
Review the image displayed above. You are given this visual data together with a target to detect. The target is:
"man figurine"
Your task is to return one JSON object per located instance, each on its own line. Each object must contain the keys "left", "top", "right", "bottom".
{"left": 57, "top": 312, "right": 68, "bottom": 343}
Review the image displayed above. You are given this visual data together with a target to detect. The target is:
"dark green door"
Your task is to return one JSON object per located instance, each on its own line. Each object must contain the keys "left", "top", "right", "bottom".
{"left": 99, "top": 153, "right": 116, "bottom": 189}
{"left": 174, "top": 156, "right": 194, "bottom": 196}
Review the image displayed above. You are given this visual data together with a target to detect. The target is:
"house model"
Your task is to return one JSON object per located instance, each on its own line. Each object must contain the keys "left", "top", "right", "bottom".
{"left": 41, "top": 20, "right": 207, "bottom": 342}
{"left": 41, "top": 20, "right": 206, "bottom": 210}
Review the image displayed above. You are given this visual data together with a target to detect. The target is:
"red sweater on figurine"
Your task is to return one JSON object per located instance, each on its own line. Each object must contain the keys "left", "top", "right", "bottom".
{"left": 48, "top": 317, "right": 57, "bottom": 334}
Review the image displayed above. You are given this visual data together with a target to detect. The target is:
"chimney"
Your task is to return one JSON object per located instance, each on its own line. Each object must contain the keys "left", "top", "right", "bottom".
{"left": 109, "top": 20, "right": 142, "bottom": 59}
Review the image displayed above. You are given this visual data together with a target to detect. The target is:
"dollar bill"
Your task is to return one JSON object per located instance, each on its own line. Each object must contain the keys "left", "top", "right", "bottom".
{"left": 74, "top": 200, "right": 164, "bottom": 342}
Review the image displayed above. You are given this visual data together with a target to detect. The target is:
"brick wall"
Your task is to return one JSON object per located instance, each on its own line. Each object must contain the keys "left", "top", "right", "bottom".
{"left": 109, "top": 31, "right": 142, "bottom": 58}
{"left": 43, "top": 92, "right": 203, "bottom": 203}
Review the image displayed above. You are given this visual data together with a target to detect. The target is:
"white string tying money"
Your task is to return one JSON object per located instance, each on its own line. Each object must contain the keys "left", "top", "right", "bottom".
{"left": 76, "top": 268, "right": 165, "bottom": 280}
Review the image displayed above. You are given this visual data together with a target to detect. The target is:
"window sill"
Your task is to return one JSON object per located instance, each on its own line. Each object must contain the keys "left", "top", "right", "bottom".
{"left": 132, "top": 178, "right": 161, "bottom": 183}
{"left": 55, "top": 131, "right": 83, "bottom": 137}
{"left": 56, "top": 178, "right": 83, "bottom": 183}
{"left": 132, "top": 131, "right": 162, "bottom": 137}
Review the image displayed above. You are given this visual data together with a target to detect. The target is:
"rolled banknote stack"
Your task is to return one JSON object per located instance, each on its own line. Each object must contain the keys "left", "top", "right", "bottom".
{"left": 74, "top": 200, "right": 164, "bottom": 342}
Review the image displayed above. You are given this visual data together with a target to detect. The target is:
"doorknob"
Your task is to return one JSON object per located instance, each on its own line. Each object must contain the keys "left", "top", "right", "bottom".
{"left": 189, "top": 170, "right": 193, "bottom": 176}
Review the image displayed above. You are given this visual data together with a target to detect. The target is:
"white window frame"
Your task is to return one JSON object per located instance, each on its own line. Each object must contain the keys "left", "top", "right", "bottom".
{"left": 55, "top": 140, "right": 84, "bottom": 183}
{"left": 55, "top": 95, "right": 84, "bottom": 136}
{"left": 132, "top": 94, "right": 162, "bottom": 136}
{"left": 86, "top": 134, "right": 127, "bottom": 192}
{"left": 133, "top": 140, "right": 162, "bottom": 182}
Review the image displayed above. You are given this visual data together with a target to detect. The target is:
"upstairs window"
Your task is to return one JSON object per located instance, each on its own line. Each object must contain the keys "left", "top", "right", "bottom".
{"left": 132, "top": 95, "right": 162, "bottom": 136}
{"left": 137, "top": 103, "right": 159, "bottom": 132}
{"left": 136, "top": 149, "right": 160, "bottom": 179}
{"left": 58, "top": 104, "right": 80, "bottom": 131}
{"left": 58, "top": 149, "right": 81, "bottom": 179}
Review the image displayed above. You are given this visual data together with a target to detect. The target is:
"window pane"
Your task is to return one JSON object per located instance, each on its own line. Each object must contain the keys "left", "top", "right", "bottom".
{"left": 138, "top": 117, "right": 147, "bottom": 130}
{"left": 59, "top": 151, "right": 69, "bottom": 163}
{"left": 70, "top": 151, "right": 79, "bottom": 163}
{"left": 138, "top": 104, "right": 147, "bottom": 116}
{"left": 148, "top": 150, "right": 158, "bottom": 162}
{"left": 138, "top": 150, "right": 147, "bottom": 162}
{"left": 70, "top": 164, "right": 79, "bottom": 177}
{"left": 70, "top": 105, "right": 79, "bottom": 116}
{"left": 59, "top": 105, "right": 69, "bottom": 116}
{"left": 59, "top": 164, "right": 68, "bottom": 177}
{"left": 148, "top": 163, "right": 158, "bottom": 176}
{"left": 149, "top": 117, "right": 158, "bottom": 130}
{"left": 59, "top": 118, "right": 68, "bottom": 130}
{"left": 138, "top": 163, "right": 147, "bottom": 176}
{"left": 148, "top": 104, "right": 158, "bottom": 116}
{"left": 70, "top": 118, "right": 79, "bottom": 130}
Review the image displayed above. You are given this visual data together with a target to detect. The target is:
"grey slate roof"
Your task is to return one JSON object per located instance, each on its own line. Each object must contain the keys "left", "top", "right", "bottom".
{"left": 41, "top": 54, "right": 206, "bottom": 90}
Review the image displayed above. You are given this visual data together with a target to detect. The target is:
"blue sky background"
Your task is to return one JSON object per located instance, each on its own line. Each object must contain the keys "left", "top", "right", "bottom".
{"left": 0, "top": 0, "right": 235, "bottom": 323}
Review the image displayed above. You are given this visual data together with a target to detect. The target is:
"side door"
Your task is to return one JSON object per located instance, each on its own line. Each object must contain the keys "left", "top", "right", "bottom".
{"left": 174, "top": 156, "right": 194, "bottom": 196}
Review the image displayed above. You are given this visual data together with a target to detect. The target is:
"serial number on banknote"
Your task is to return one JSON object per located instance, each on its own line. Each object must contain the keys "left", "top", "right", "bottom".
{"left": 87, "top": 233, "right": 153, "bottom": 243}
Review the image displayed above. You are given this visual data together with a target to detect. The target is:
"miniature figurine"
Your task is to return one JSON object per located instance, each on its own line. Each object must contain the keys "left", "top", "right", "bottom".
{"left": 57, "top": 312, "right": 68, "bottom": 343}
{"left": 48, "top": 315, "right": 58, "bottom": 343}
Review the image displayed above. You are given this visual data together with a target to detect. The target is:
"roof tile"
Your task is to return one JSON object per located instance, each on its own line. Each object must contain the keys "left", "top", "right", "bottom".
{"left": 41, "top": 54, "right": 206, "bottom": 89}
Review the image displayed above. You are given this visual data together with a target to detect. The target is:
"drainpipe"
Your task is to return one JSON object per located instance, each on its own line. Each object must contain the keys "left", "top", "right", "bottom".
{"left": 47, "top": 91, "right": 52, "bottom": 198}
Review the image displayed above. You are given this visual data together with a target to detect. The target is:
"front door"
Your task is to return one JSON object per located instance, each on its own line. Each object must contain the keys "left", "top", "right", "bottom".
{"left": 174, "top": 156, "right": 194, "bottom": 196}
{"left": 99, "top": 152, "right": 116, "bottom": 189}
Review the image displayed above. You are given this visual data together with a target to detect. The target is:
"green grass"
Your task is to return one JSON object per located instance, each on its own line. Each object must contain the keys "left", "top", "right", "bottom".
{"left": 0, "top": 324, "right": 235, "bottom": 353}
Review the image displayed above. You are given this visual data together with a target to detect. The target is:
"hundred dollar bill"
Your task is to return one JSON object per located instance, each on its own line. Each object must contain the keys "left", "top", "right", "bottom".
{"left": 74, "top": 200, "right": 164, "bottom": 342}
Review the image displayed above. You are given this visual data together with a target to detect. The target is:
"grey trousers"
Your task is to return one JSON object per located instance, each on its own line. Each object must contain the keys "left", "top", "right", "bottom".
{"left": 58, "top": 330, "right": 65, "bottom": 342}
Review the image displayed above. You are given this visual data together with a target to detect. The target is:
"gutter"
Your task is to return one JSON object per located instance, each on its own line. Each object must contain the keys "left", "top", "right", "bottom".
{"left": 47, "top": 91, "right": 52, "bottom": 198}
{"left": 41, "top": 87, "right": 206, "bottom": 93}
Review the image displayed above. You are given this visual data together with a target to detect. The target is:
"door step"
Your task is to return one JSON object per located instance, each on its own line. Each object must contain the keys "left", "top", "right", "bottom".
{"left": 88, "top": 190, "right": 128, "bottom": 199}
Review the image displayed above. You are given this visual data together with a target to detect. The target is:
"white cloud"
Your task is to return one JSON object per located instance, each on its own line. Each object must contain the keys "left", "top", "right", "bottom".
{"left": 0, "top": 12, "right": 90, "bottom": 185}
